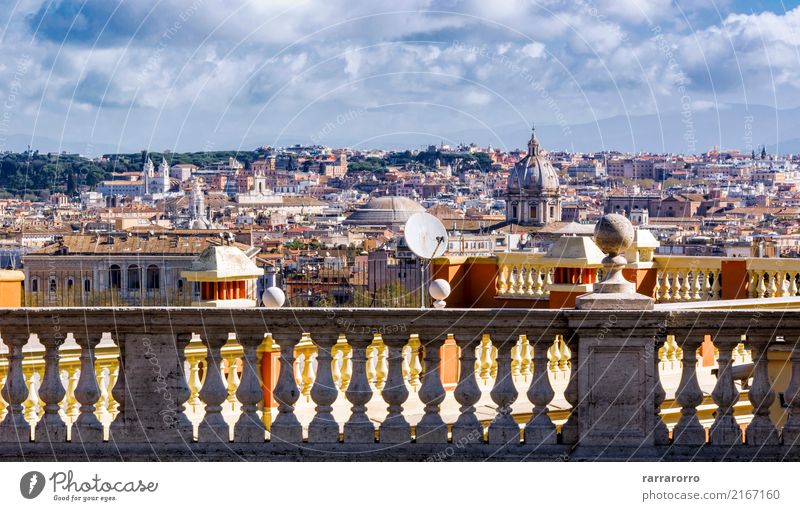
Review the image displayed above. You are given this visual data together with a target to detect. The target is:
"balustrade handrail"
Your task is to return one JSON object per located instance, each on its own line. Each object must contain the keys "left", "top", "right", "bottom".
{"left": 1, "top": 307, "right": 800, "bottom": 460}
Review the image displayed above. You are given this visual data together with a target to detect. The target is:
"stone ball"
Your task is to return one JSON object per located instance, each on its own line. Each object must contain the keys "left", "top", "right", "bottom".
{"left": 593, "top": 214, "right": 634, "bottom": 255}
{"left": 428, "top": 279, "right": 451, "bottom": 301}
{"left": 261, "top": 286, "right": 286, "bottom": 308}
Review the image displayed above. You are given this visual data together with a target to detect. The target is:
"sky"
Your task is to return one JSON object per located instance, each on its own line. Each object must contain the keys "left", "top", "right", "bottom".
{"left": 2, "top": 0, "right": 800, "bottom": 155}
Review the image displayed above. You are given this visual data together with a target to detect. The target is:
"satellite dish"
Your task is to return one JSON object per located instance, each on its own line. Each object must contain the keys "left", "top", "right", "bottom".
{"left": 404, "top": 212, "right": 449, "bottom": 259}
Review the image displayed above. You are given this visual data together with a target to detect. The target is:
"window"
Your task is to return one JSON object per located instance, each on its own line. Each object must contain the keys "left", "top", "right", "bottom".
{"left": 109, "top": 265, "right": 122, "bottom": 289}
{"left": 511, "top": 205, "right": 517, "bottom": 219}
{"left": 530, "top": 205, "right": 538, "bottom": 219}
{"left": 49, "top": 278, "right": 57, "bottom": 293}
{"left": 127, "top": 265, "right": 141, "bottom": 290}
{"left": 146, "top": 265, "right": 160, "bottom": 290}
{"left": 31, "top": 278, "right": 38, "bottom": 293}
{"left": 67, "top": 278, "right": 74, "bottom": 290}
{"left": 84, "top": 279, "right": 91, "bottom": 293}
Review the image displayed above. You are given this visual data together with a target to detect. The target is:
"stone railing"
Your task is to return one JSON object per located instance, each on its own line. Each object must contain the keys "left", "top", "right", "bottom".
{"left": 652, "top": 255, "right": 722, "bottom": 303}
{"left": 1, "top": 307, "right": 799, "bottom": 461}
{"left": 747, "top": 258, "right": 800, "bottom": 298}
{"left": 496, "top": 253, "right": 561, "bottom": 299}
{"left": 492, "top": 254, "right": 800, "bottom": 305}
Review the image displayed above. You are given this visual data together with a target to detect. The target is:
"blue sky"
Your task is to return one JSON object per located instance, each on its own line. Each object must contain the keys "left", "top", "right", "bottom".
{"left": 2, "top": 0, "right": 800, "bottom": 154}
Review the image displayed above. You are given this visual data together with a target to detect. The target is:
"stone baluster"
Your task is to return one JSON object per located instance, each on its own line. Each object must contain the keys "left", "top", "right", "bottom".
{"left": 767, "top": 272, "right": 778, "bottom": 297}
{"left": 479, "top": 335, "right": 492, "bottom": 384}
{"left": 225, "top": 354, "right": 242, "bottom": 409}
{"left": 511, "top": 341, "right": 521, "bottom": 382}
{"left": 302, "top": 347, "right": 317, "bottom": 400}
{"left": 366, "top": 344, "right": 378, "bottom": 387}
{"left": 375, "top": 342, "right": 388, "bottom": 391}
{"left": 653, "top": 273, "right": 663, "bottom": 302}
{"left": 561, "top": 333, "right": 579, "bottom": 445}
{"left": 416, "top": 334, "right": 448, "bottom": 443}
{"left": 519, "top": 336, "right": 531, "bottom": 382}
{"left": 401, "top": 345, "right": 411, "bottom": 388}
{"left": 524, "top": 334, "right": 556, "bottom": 445}
{"left": 379, "top": 334, "right": 411, "bottom": 444}
{"left": 534, "top": 268, "right": 545, "bottom": 297}
{"left": 340, "top": 343, "right": 353, "bottom": 391}
{"left": 662, "top": 272, "right": 672, "bottom": 302}
{"left": 790, "top": 273, "right": 799, "bottom": 296}
{"left": 497, "top": 265, "right": 508, "bottom": 295}
{"left": 672, "top": 335, "right": 705, "bottom": 445}
{"left": 745, "top": 336, "right": 778, "bottom": 445}
{"left": 308, "top": 334, "right": 339, "bottom": 443}
{"left": 524, "top": 265, "right": 534, "bottom": 296}
{"left": 35, "top": 335, "right": 68, "bottom": 443}
{"left": 710, "top": 270, "right": 721, "bottom": 299}
{"left": 781, "top": 338, "right": 800, "bottom": 444}
{"left": 0, "top": 334, "right": 30, "bottom": 442}
{"left": 332, "top": 346, "right": 344, "bottom": 391}
{"left": 756, "top": 273, "right": 767, "bottom": 298}
{"left": 709, "top": 335, "right": 742, "bottom": 446}
{"left": 343, "top": 334, "right": 375, "bottom": 443}
{"left": 234, "top": 334, "right": 266, "bottom": 442}
{"left": 107, "top": 364, "right": 119, "bottom": 417}
{"left": 198, "top": 333, "right": 230, "bottom": 442}
{"left": 270, "top": 334, "right": 303, "bottom": 443}
{"left": 488, "top": 334, "right": 520, "bottom": 444}
{"left": 408, "top": 336, "right": 422, "bottom": 390}
{"left": 187, "top": 356, "right": 202, "bottom": 413}
{"left": 95, "top": 364, "right": 110, "bottom": 419}
{"left": 691, "top": 271, "right": 702, "bottom": 301}
{"left": 452, "top": 334, "right": 483, "bottom": 444}
{"left": 23, "top": 369, "right": 39, "bottom": 425}
{"left": 71, "top": 335, "right": 104, "bottom": 443}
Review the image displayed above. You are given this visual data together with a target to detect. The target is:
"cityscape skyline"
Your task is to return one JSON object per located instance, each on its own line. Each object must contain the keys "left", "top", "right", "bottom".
{"left": 3, "top": 1, "right": 800, "bottom": 155}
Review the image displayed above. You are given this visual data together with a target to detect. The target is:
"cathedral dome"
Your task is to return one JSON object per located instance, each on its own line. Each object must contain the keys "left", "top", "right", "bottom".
{"left": 343, "top": 196, "right": 425, "bottom": 226}
{"left": 508, "top": 129, "right": 560, "bottom": 193}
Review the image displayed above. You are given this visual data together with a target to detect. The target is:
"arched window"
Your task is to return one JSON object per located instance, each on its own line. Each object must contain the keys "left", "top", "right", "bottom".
{"left": 31, "top": 278, "right": 38, "bottom": 292}
{"left": 127, "top": 265, "right": 141, "bottom": 290}
{"left": 146, "top": 265, "right": 160, "bottom": 289}
{"left": 49, "top": 278, "right": 57, "bottom": 293}
{"left": 84, "top": 279, "right": 91, "bottom": 293}
{"left": 109, "top": 265, "right": 121, "bottom": 289}
{"left": 67, "top": 278, "right": 74, "bottom": 290}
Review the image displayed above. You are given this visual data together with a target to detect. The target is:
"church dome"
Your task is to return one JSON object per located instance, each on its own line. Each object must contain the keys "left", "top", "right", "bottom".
{"left": 508, "top": 129, "right": 560, "bottom": 193}
{"left": 343, "top": 196, "right": 425, "bottom": 226}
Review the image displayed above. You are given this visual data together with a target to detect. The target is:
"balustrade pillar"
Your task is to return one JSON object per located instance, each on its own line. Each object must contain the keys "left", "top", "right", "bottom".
{"left": 234, "top": 335, "right": 266, "bottom": 443}
{"left": 172, "top": 333, "right": 194, "bottom": 441}
{"left": 672, "top": 336, "right": 705, "bottom": 445}
{"left": 745, "top": 337, "right": 778, "bottom": 445}
{"left": 270, "top": 334, "right": 303, "bottom": 443}
{"left": 709, "top": 336, "right": 742, "bottom": 446}
{"left": 488, "top": 335, "right": 519, "bottom": 445}
{"left": 198, "top": 333, "right": 230, "bottom": 442}
{"left": 415, "top": 335, "right": 448, "bottom": 444}
{"left": 71, "top": 335, "right": 103, "bottom": 443}
{"left": 35, "top": 335, "right": 68, "bottom": 443}
{"left": 343, "top": 334, "right": 375, "bottom": 443}
{"left": 308, "top": 335, "right": 339, "bottom": 443}
{"left": 379, "top": 334, "right": 411, "bottom": 444}
{"left": 524, "top": 335, "right": 556, "bottom": 445}
{"left": 451, "top": 335, "right": 483, "bottom": 444}
{"left": 0, "top": 335, "right": 31, "bottom": 442}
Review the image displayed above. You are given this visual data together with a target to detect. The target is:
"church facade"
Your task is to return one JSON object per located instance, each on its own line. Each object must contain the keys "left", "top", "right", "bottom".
{"left": 504, "top": 129, "right": 562, "bottom": 226}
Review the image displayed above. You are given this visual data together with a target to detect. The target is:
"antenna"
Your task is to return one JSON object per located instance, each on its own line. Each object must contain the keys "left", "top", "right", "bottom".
{"left": 404, "top": 212, "right": 449, "bottom": 308}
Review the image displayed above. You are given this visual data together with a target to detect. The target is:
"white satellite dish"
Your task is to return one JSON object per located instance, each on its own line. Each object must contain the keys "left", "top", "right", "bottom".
{"left": 404, "top": 212, "right": 449, "bottom": 259}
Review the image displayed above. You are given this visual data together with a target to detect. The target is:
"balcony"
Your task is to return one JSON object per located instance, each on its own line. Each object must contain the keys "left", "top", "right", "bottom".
{"left": 1, "top": 307, "right": 799, "bottom": 461}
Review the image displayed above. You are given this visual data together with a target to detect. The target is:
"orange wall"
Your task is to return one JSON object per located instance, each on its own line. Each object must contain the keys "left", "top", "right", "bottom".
{"left": 721, "top": 260, "right": 749, "bottom": 300}
{"left": 0, "top": 270, "right": 24, "bottom": 307}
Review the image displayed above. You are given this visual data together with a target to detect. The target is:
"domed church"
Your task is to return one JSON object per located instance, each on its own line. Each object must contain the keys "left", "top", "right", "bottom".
{"left": 505, "top": 128, "right": 562, "bottom": 226}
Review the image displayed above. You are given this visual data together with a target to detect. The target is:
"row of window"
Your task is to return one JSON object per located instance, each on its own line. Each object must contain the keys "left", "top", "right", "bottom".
{"left": 31, "top": 265, "right": 164, "bottom": 292}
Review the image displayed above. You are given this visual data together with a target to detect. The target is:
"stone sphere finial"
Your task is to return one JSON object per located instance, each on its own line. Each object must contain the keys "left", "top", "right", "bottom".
{"left": 593, "top": 213, "right": 634, "bottom": 256}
